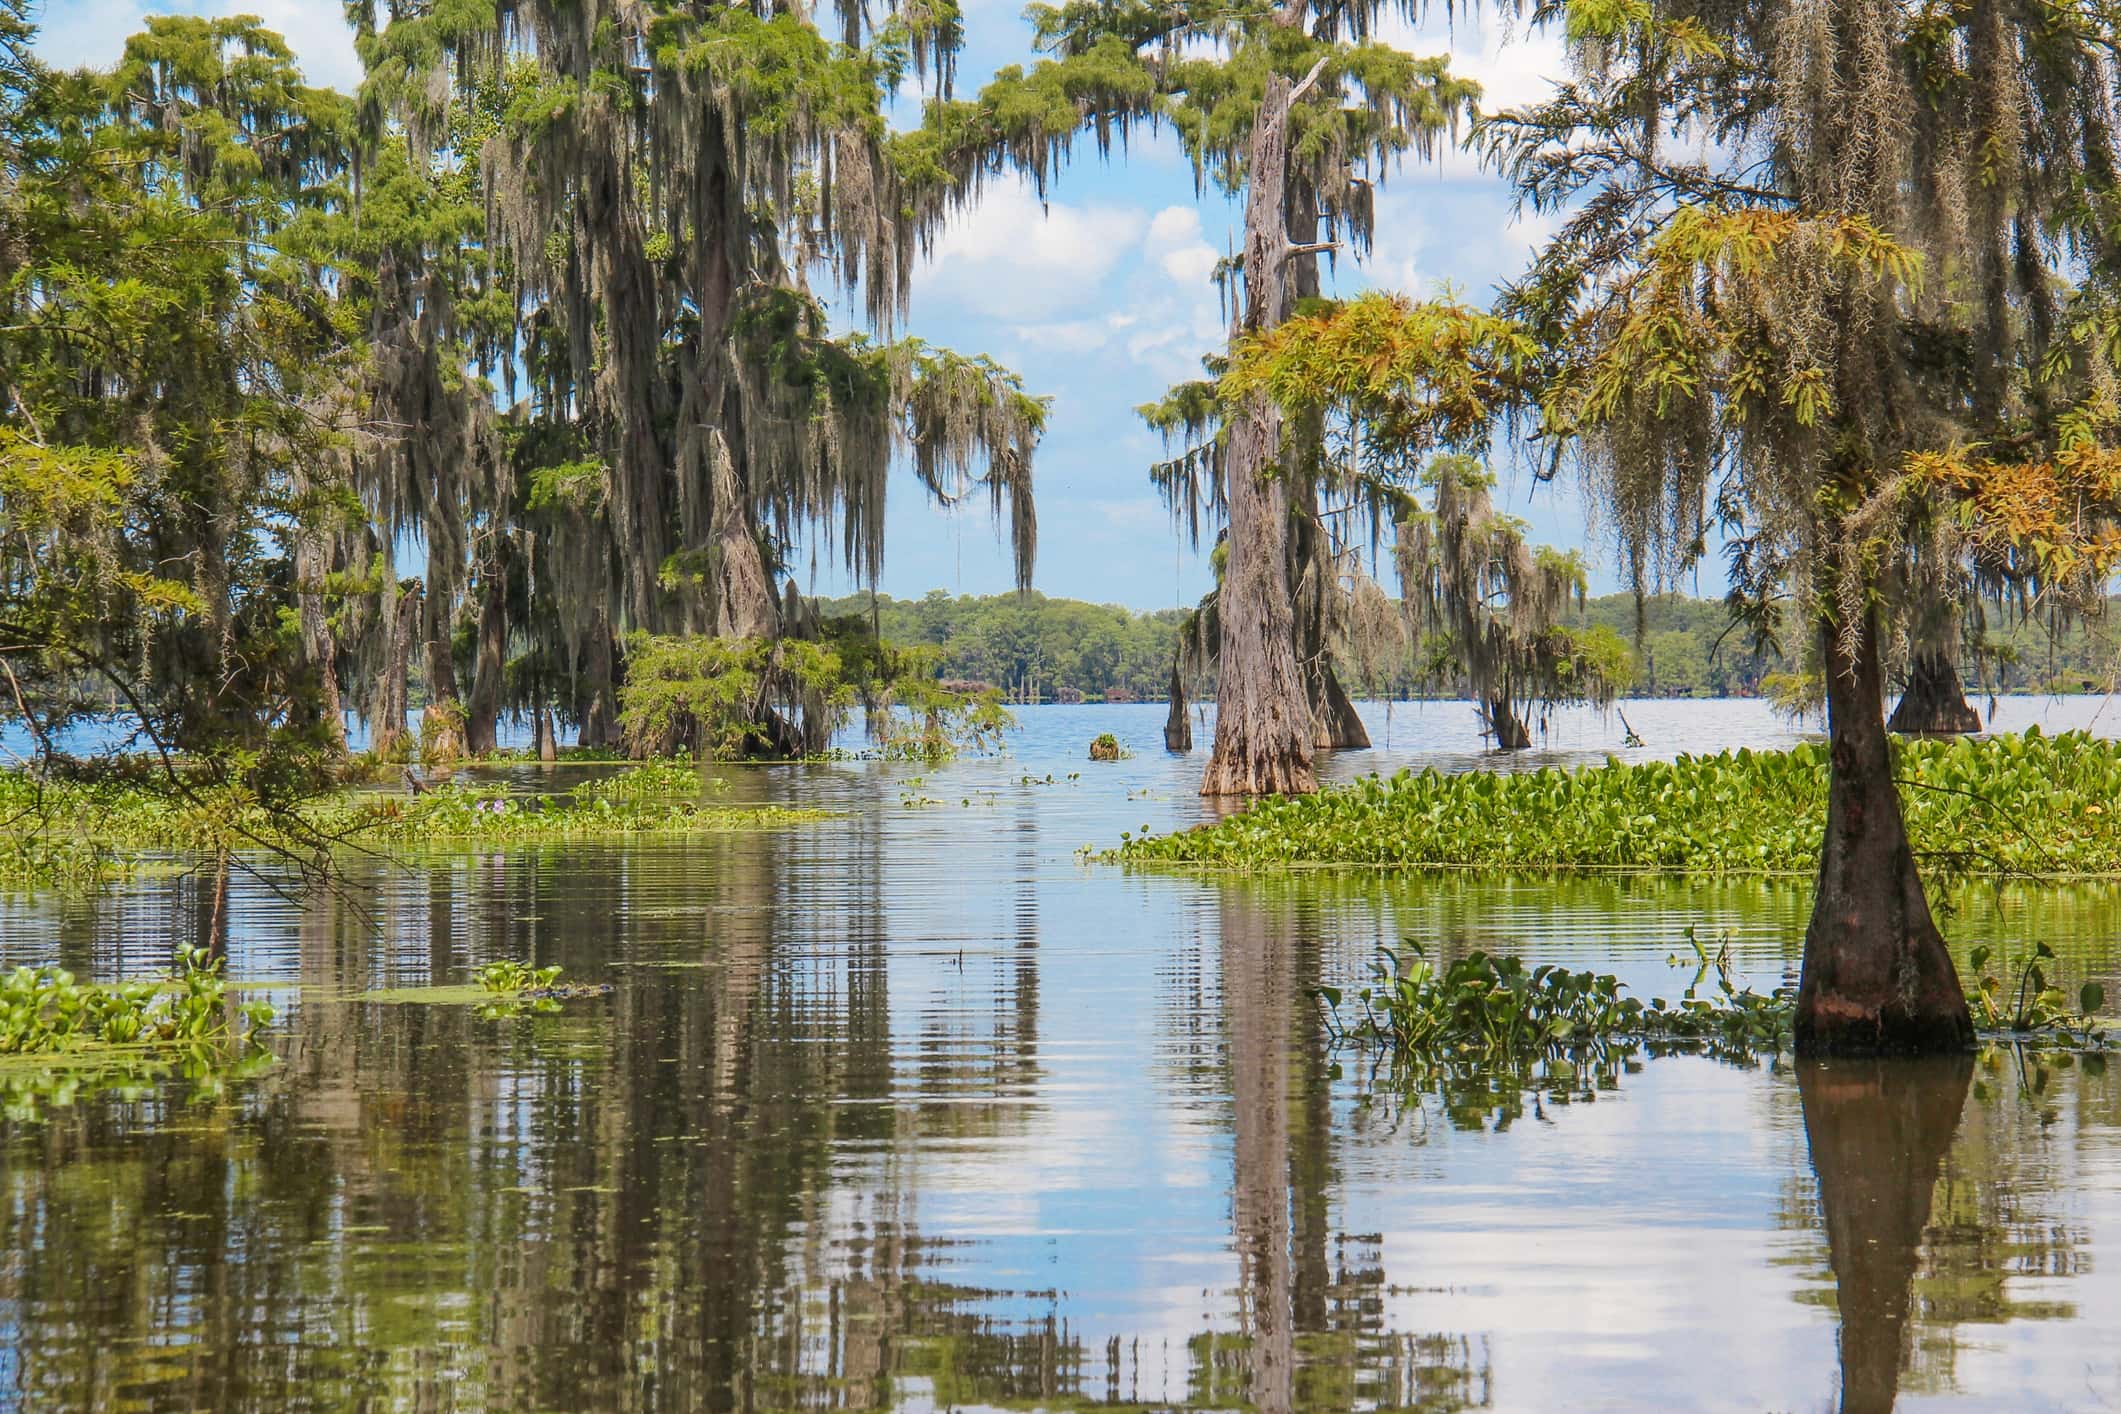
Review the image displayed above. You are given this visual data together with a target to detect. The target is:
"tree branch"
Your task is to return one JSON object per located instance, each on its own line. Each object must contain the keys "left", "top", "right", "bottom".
{"left": 1282, "top": 240, "right": 1339, "bottom": 262}
{"left": 1288, "top": 54, "right": 1331, "bottom": 103}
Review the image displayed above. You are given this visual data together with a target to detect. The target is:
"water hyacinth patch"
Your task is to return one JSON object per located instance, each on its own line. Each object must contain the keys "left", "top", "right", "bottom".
{"left": 0, "top": 946, "right": 272, "bottom": 1057}
{"left": 1115, "top": 729, "right": 2121, "bottom": 879}
{"left": 1323, "top": 929, "right": 1795, "bottom": 1059}
{"left": 0, "top": 760, "right": 834, "bottom": 890}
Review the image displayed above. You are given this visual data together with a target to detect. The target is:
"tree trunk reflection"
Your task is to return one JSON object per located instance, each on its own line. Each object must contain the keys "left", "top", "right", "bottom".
{"left": 1799, "top": 1056, "right": 1972, "bottom": 1414}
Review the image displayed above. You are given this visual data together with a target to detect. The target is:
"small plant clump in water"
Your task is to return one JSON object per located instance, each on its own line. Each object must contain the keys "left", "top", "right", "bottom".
{"left": 1967, "top": 942, "right": 2108, "bottom": 1045}
{"left": 1089, "top": 733, "right": 1126, "bottom": 762}
{"left": 0, "top": 947, "right": 276, "bottom": 1122}
{"left": 1113, "top": 730, "right": 2121, "bottom": 879}
{"left": 1, "top": 947, "right": 273, "bottom": 1055}
{"left": 1323, "top": 929, "right": 1794, "bottom": 1058}
{"left": 1326, "top": 929, "right": 2109, "bottom": 1088}
{"left": 475, "top": 960, "right": 564, "bottom": 995}
{"left": 472, "top": 960, "right": 611, "bottom": 1018}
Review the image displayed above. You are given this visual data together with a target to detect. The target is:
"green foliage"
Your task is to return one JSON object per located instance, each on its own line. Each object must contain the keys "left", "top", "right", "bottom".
{"left": 0, "top": 9, "right": 365, "bottom": 766}
{"left": 1114, "top": 729, "right": 2121, "bottom": 878}
{"left": 0, "top": 946, "right": 272, "bottom": 1056}
{"left": 0, "top": 762, "right": 830, "bottom": 890}
{"left": 1966, "top": 942, "right": 2108, "bottom": 1044}
{"left": 1324, "top": 930, "right": 1792, "bottom": 1056}
{"left": 469, "top": 959, "right": 608, "bottom": 1017}
{"left": 616, "top": 629, "right": 1011, "bottom": 761}
{"left": 475, "top": 960, "right": 563, "bottom": 995}
{"left": 329, "top": 764, "right": 828, "bottom": 842}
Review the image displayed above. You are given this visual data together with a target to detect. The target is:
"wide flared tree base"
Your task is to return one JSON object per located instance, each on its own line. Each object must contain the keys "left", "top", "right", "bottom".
{"left": 1799, "top": 617, "right": 1974, "bottom": 1057}
{"left": 1313, "top": 669, "right": 1370, "bottom": 750}
{"left": 1887, "top": 656, "right": 1981, "bottom": 735}
{"left": 1200, "top": 745, "right": 1317, "bottom": 796}
{"left": 1794, "top": 983, "right": 1975, "bottom": 1056}
{"left": 1891, "top": 678, "right": 1985, "bottom": 737}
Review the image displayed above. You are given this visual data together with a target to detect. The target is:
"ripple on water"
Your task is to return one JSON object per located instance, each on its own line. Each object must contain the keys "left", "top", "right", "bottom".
{"left": 3, "top": 701, "right": 2121, "bottom": 1408}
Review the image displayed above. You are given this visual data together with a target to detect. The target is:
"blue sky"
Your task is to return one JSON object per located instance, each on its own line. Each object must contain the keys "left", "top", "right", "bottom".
{"left": 33, "top": 0, "right": 1658, "bottom": 611}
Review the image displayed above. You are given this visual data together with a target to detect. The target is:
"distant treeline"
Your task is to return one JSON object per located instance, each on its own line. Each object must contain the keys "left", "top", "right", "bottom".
{"left": 818, "top": 590, "right": 2121, "bottom": 702}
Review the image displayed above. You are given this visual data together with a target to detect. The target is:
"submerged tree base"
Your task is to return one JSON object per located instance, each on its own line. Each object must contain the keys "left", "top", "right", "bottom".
{"left": 1887, "top": 653, "right": 1982, "bottom": 735}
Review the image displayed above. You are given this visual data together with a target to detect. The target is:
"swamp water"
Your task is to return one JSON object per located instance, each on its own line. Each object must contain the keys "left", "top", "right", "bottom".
{"left": 5, "top": 699, "right": 2121, "bottom": 1410}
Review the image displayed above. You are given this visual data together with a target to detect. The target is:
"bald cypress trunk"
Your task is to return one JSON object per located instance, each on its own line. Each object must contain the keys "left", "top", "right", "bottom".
{"left": 1795, "top": 614, "right": 1973, "bottom": 1055}
{"left": 1201, "top": 67, "right": 1317, "bottom": 798}
{"left": 709, "top": 430, "right": 779, "bottom": 641}
{"left": 1312, "top": 664, "right": 1368, "bottom": 750}
{"left": 1165, "top": 654, "right": 1193, "bottom": 751}
{"left": 421, "top": 544, "right": 465, "bottom": 762}
{"left": 1887, "top": 650, "right": 1981, "bottom": 735}
{"left": 294, "top": 534, "right": 344, "bottom": 753}
{"left": 466, "top": 543, "right": 509, "bottom": 757}
{"left": 1487, "top": 697, "right": 1532, "bottom": 751}
{"left": 373, "top": 581, "right": 420, "bottom": 759}
{"left": 579, "top": 607, "right": 619, "bottom": 749}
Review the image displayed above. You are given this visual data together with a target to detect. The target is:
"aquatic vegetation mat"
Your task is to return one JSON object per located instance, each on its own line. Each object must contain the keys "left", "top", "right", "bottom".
{"left": 0, "top": 947, "right": 277, "bottom": 1121}
{"left": 1325, "top": 931, "right": 2109, "bottom": 1104}
{"left": 355, "top": 962, "right": 613, "bottom": 1018}
{"left": 0, "top": 760, "right": 833, "bottom": 889}
{"left": 1322, "top": 931, "right": 1795, "bottom": 1058}
{"left": 1114, "top": 729, "right": 2121, "bottom": 877}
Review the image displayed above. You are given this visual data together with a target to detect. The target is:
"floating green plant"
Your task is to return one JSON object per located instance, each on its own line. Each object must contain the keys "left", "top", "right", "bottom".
{"left": 1114, "top": 729, "right": 2121, "bottom": 879}
{"left": 1322, "top": 928, "right": 1792, "bottom": 1058}
{"left": 354, "top": 962, "right": 611, "bottom": 1017}
{"left": 1, "top": 946, "right": 273, "bottom": 1055}
{"left": 0, "top": 760, "right": 834, "bottom": 891}
{"left": 0, "top": 947, "right": 276, "bottom": 1121}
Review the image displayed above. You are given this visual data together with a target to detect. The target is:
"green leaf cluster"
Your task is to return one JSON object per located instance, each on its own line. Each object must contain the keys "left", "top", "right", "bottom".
{"left": 1114, "top": 728, "right": 2121, "bottom": 877}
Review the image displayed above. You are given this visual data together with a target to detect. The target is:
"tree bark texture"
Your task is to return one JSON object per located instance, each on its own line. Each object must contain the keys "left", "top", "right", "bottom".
{"left": 1164, "top": 654, "right": 1193, "bottom": 751}
{"left": 709, "top": 428, "right": 779, "bottom": 641}
{"left": 373, "top": 581, "right": 421, "bottom": 759}
{"left": 294, "top": 533, "right": 344, "bottom": 752}
{"left": 1798, "top": 1055, "right": 1972, "bottom": 1414}
{"left": 1312, "top": 663, "right": 1369, "bottom": 750}
{"left": 1887, "top": 650, "right": 1981, "bottom": 735}
{"left": 579, "top": 607, "right": 620, "bottom": 749}
{"left": 1795, "top": 614, "right": 1973, "bottom": 1055}
{"left": 421, "top": 539, "right": 464, "bottom": 752}
{"left": 1202, "top": 68, "right": 1318, "bottom": 798}
{"left": 1487, "top": 697, "right": 1531, "bottom": 751}
{"left": 466, "top": 541, "right": 510, "bottom": 757}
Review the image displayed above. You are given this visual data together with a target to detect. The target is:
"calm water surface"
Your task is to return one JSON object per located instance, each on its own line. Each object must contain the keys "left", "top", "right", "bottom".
{"left": 5, "top": 698, "right": 2121, "bottom": 1411}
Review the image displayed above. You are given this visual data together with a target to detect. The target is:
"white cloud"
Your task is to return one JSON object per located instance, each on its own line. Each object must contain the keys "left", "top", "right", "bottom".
{"left": 1012, "top": 318, "right": 1117, "bottom": 354}
{"left": 1368, "top": 12, "right": 1573, "bottom": 183}
{"left": 34, "top": 0, "right": 364, "bottom": 92}
{"left": 915, "top": 177, "right": 1149, "bottom": 321}
{"left": 1353, "top": 192, "right": 1430, "bottom": 293}
{"left": 1144, "top": 205, "right": 1221, "bottom": 284}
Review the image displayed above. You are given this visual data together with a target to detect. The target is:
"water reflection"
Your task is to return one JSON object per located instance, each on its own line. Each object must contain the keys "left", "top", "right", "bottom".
{"left": 7, "top": 720, "right": 2121, "bottom": 1406}
{"left": 1800, "top": 1057, "right": 1974, "bottom": 1414}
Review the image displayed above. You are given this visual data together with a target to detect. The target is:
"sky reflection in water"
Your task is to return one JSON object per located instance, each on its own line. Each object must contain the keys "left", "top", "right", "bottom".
{"left": 2, "top": 699, "right": 2121, "bottom": 1411}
